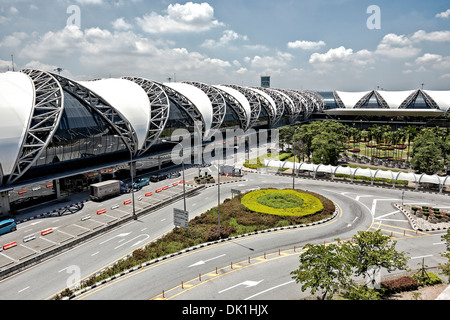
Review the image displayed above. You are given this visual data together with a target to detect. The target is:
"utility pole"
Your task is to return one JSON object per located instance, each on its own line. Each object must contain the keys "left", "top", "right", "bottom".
{"left": 11, "top": 54, "right": 14, "bottom": 71}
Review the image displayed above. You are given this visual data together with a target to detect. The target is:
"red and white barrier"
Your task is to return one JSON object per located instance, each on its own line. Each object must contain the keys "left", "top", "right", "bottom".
{"left": 97, "top": 209, "right": 107, "bottom": 215}
{"left": 41, "top": 228, "right": 53, "bottom": 236}
{"left": 3, "top": 242, "right": 17, "bottom": 250}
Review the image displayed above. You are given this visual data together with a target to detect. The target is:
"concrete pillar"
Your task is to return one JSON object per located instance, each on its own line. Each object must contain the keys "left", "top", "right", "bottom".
{"left": 53, "top": 179, "right": 61, "bottom": 199}
{"left": 0, "top": 191, "right": 11, "bottom": 217}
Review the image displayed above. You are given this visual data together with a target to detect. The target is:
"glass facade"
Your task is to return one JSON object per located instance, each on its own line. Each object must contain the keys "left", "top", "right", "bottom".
{"left": 33, "top": 90, "right": 126, "bottom": 168}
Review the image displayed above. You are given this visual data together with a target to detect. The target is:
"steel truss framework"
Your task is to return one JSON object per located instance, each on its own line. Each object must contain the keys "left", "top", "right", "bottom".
{"left": 223, "top": 85, "right": 261, "bottom": 128}
{"left": 157, "top": 82, "right": 206, "bottom": 136}
{"left": 123, "top": 77, "right": 171, "bottom": 156}
{"left": 253, "top": 87, "right": 285, "bottom": 125}
{"left": 399, "top": 90, "right": 439, "bottom": 110}
{"left": 278, "top": 89, "right": 304, "bottom": 121}
{"left": 226, "top": 85, "right": 277, "bottom": 127}
{"left": 212, "top": 85, "right": 251, "bottom": 131}
{"left": 183, "top": 82, "right": 227, "bottom": 135}
{"left": 52, "top": 73, "right": 138, "bottom": 156}
{"left": 7, "top": 70, "right": 64, "bottom": 185}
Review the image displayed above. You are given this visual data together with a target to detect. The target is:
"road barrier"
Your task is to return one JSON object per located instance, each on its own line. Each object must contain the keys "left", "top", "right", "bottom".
{"left": 41, "top": 228, "right": 53, "bottom": 236}
{"left": 97, "top": 209, "right": 107, "bottom": 215}
{"left": 124, "top": 200, "right": 132, "bottom": 205}
{"left": 3, "top": 242, "right": 17, "bottom": 250}
{"left": 23, "top": 235, "right": 36, "bottom": 243}
{"left": 145, "top": 192, "right": 153, "bottom": 197}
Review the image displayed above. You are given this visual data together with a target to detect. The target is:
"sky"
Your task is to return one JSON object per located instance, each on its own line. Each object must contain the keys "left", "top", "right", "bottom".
{"left": 0, "top": 0, "right": 450, "bottom": 91}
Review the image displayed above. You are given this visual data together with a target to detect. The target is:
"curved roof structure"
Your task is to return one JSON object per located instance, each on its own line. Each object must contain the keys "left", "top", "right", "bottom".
{"left": 213, "top": 85, "right": 252, "bottom": 130}
{"left": 80, "top": 78, "right": 151, "bottom": 151}
{"left": 326, "top": 89, "right": 450, "bottom": 116}
{"left": 163, "top": 82, "right": 214, "bottom": 138}
{"left": 2, "top": 68, "right": 450, "bottom": 189}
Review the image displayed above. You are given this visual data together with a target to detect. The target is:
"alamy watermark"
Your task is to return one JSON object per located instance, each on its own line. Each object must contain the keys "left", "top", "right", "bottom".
{"left": 167, "top": 122, "right": 280, "bottom": 167}
{"left": 67, "top": 5, "right": 81, "bottom": 28}
{"left": 367, "top": 5, "right": 381, "bottom": 30}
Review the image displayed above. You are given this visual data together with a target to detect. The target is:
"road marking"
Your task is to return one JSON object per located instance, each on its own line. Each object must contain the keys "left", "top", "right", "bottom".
{"left": 218, "top": 280, "right": 263, "bottom": 294}
{"left": 245, "top": 280, "right": 295, "bottom": 300}
{"left": 114, "top": 234, "right": 150, "bottom": 250}
{"left": 99, "top": 233, "right": 131, "bottom": 245}
{"left": 411, "top": 255, "right": 433, "bottom": 260}
{"left": 18, "top": 286, "right": 30, "bottom": 293}
{"left": 91, "top": 251, "right": 99, "bottom": 257}
{"left": 189, "top": 254, "right": 226, "bottom": 268}
{"left": 375, "top": 210, "right": 400, "bottom": 220}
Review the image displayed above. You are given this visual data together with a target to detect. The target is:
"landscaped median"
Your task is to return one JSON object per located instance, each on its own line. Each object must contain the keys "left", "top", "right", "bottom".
{"left": 55, "top": 188, "right": 336, "bottom": 299}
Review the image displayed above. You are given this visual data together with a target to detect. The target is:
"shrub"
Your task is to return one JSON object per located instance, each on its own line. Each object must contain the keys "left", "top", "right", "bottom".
{"left": 413, "top": 272, "right": 442, "bottom": 287}
{"left": 241, "top": 189, "right": 323, "bottom": 217}
{"left": 381, "top": 276, "right": 419, "bottom": 294}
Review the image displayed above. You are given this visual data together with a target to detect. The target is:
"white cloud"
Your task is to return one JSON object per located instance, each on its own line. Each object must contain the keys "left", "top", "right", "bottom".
{"left": 287, "top": 40, "right": 326, "bottom": 50}
{"left": 436, "top": 9, "right": 450, "bottom": 18}
{"left": 250, "top": 51, "right": 293, "bottom": 69}
{"left": 202, "top": 30, "right": 248, "bottom": 48}
{"left": 112, "top": 18, "right": 133, "bottom": 31}
{"left": 75, "top": 0, "right": 104, "bottom": 5}
{"left": 136, "top": 2, "right": 224, "bottom": 34}
{"left": 411, "top": 30, "right": 450, "bottom": 42}
{"left": 375, "top": 33, "right": 421, "bottom": 58}
{"left": 309, "top": 46, "right": 373, "bottom": 66}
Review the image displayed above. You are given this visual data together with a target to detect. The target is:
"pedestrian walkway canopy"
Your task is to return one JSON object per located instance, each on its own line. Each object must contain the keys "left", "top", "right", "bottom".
{"left": 264, "top": 160, "right": 450, "bottom": 192}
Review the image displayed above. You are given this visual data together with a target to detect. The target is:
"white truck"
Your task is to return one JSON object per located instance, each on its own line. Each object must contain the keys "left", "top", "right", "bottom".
{"left": 89, "top": 180, "right": 123, "bottom": 201}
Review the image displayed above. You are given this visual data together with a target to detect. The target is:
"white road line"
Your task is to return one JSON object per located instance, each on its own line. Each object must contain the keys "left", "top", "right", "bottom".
{"left": 411, "top": 255, "right": 433, "bottom": 260}
{"left": 244, "top": 280, "right": 295, "bottom": 301}
{"left": 375, "top": 210, "right": 400, "bottom": 220}
{"left": 91, "top": 252, "right": 99, "bottom": 257}
{"left": 18, "top": 286, "right": 30, "bottom": 293}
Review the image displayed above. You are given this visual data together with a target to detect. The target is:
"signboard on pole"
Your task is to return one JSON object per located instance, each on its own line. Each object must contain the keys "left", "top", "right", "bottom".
{"left": 174, "top": 208, "right": 189, "bottom": 230}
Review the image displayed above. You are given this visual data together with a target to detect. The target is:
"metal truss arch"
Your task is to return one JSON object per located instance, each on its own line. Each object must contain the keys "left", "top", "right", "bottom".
{"left": 278, "top": 89, "right": 304, "bottom": 120}
{"left": 7, "top": 69, "right": 64, "bottom": 184}
{"left": 224, "top": 85, "right": 263, "bottom": 128}
{"left": 253, "top": 87, "right": 285, "bottom": 125}
{"left": 212, "top": 85, "right": 251, "bottom": 131}
{"left": 158, "top": 82, "right": 206, "bottom": 137}
{"left": 183, "top": 82, "right": 227, "bottom": 134}
{"left": 51, "top": 73, "right": 138, "bottom": 156}
{"left": 123, "top": 77, "right": 171, "bottom": 156}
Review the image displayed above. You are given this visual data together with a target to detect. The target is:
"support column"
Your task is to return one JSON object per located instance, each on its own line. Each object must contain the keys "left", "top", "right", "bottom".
{"left": 0, "top": 191, "right": 11, "bottom": 217}
{"left": 53, "top": 179, "right": 61, "bottom": 199}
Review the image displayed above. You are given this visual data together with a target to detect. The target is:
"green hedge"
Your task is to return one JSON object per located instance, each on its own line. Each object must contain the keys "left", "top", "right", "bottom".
{"left": 241, "top": 189, "right": 323, "bottom": 217}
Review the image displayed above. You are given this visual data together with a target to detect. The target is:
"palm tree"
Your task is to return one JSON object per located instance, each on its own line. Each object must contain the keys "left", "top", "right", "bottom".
{"left": 405, "top": 125, "right": 418, "bottom": 163}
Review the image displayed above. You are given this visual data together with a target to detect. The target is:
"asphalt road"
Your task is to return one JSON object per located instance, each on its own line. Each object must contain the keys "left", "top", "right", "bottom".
{"left": 0, "top": 168, "right": 448, "bottom": 300}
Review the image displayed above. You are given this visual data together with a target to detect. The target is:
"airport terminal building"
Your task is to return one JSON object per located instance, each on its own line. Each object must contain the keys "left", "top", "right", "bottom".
{"left": 0, "top": 69, "right": 449, "bottom": 216}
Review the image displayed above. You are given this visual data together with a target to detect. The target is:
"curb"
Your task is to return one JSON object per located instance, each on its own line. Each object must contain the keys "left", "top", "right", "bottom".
{"left": 395, "top": 203, "right": 450, "bottom": 232}
{"left": 64, "top": 205, "right": 340, "bottom": 300}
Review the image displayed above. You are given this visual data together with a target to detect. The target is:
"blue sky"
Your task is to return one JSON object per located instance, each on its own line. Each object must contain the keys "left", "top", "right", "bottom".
{"left": 0, "top": 0, "right": 449, "bottom": 90}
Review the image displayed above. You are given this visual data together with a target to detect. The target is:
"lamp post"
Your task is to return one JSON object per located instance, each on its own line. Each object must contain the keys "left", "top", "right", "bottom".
{"left": 163, "top": 140, "right": 187, "bottom": 212}
{"left": 293, "top": 127, "right": 299, "bottom": 190}
{"left": 129, "top": 148, "right": 137, "bottom": 220}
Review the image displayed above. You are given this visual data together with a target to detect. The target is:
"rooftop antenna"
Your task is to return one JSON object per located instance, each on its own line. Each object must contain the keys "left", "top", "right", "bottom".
{"left": 54, "top": 67, "right": 63, "bottom": 75}
{"left": 11, "top": 54, "right": 15, "bottom": 72}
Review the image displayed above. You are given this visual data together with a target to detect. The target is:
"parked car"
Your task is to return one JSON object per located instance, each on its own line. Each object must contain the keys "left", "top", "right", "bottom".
{"left": 170, "top": 172, "right": 181, "bottom": 179}
{"left": 150, "top": 173, "right": 169, "bottom": 182}
{"left": 133, "top": 178, "right": 150, "bottom": 190}
{"left": 0, "top": 219, "right": 17, "bottom": 236}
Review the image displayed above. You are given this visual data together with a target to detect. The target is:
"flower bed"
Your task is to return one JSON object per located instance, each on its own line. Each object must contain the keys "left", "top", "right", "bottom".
{"left": 241, "top": 189, "right": 324, "bottom": 217}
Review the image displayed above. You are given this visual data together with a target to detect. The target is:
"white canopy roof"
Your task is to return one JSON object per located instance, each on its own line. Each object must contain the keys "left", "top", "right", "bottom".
{"left": 79, "top": 78, "right": 151, "bottom": 150}
{"left": 424, "top": 90, "right": 450, "bottom": 112}
{"left": 335, "top": 91, "right": 371, "bottom": 109}
{"left": 0, "top": 72, "right": 35, "bottom": 176}
{"left": 376, "top": 90, "right": 416, "bottom": 109}
{"left": 163, "top": 82, "right": 213, "bottom": 138}
{"left": 247, "top": 87, "right": 277, "bottom": 119}
{"left": 213, "top": 85, "right": 251, "bottom": 129}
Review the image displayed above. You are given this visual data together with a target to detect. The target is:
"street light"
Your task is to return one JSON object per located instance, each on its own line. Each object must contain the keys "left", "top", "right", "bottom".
{"left": 162, "top": 140, "right": 187, "bottom": 212}
{"left": 293, "top": 127, "right": 299, "bottom": 190}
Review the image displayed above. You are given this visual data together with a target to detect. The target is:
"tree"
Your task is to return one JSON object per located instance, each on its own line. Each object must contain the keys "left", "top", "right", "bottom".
{"left": 438, "top": 229, "right": 450, "bottom": 280}
{"left": 411, "top": 128, "right": 444, "bottom": 175}
{"left": 291, "top": 231, "right": 410, "bottom": 300}
{"left": 290, "top": 242, "right": 354, "bottom": 300}
{"left": 311, "top": 131, "right": 342, "bottom": 165}
{"left": 348, "top": 230, "right": 409, "bottom": 288}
